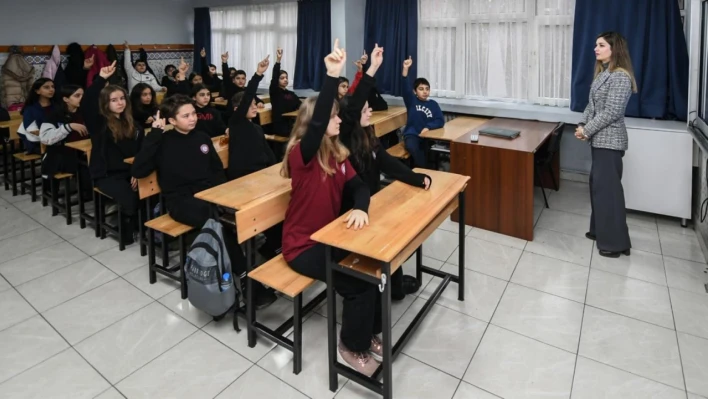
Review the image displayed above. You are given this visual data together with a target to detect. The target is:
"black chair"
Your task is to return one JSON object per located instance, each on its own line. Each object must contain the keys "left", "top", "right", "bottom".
{"left": 534, "top": 122, "right": 564, "bottom": 208}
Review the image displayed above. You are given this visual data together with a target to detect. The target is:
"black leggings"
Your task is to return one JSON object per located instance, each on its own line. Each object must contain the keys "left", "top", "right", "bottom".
{"left": 168, "top": 196, "right": 247, "bottom": 276}
{"left": 94, "top": 174, "right": 139, "bottom": 216}
{"left": 289, "top": 243, "right": 381, "bottom": 352}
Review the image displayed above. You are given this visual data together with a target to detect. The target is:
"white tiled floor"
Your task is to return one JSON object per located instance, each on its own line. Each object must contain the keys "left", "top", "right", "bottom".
{"left": 2, "top": 181, "right": 708, "bottom": 398}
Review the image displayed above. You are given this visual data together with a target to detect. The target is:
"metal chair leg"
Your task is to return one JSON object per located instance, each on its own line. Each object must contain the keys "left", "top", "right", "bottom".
{"left": 179, "top": 234, "right": 188, "bottom": 299}
{"left": 50, "top": 178, "right": 59, "bottom": 216}
{"left": 535, "top": 167, "right": 549, "bottom": 209}
{"left": 29, "top": 160, "right": 37, "bottom": 202}
{"left": 293, "top": 293, "right": 303, "bottom": 374}
{"left": 64, "top": 178, "right": 72, "bottom": 225}
{"left": 548, "top": 164, "right": 559, "bottom": 191}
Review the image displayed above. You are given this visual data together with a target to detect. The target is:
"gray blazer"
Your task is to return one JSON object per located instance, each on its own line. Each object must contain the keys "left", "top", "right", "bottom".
{"left": 579, "top": 68, "right": 633, "bottom": 151}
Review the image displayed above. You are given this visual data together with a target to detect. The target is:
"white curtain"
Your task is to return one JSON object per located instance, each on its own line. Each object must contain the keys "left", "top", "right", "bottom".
{"left": 418, "top": 0, "right": 574, "bottom": 107}
{"left": 211, "top": 2, "right": 298, "bottom": 89}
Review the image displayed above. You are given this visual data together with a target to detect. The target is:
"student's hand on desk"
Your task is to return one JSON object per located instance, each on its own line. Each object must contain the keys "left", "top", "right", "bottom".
{"left": 70, "top": 123, "right": 89, "bottom": 137}
{"left": 257, "top": 55, "right": 271, "bottom": 76}
{"left": 325, "top": 39, "right": 346, "bottom": 78}
{"left": 221, "top": 51, "right": 229, "bottom": 63}
{"left": 99, "top": 61, "right": 117, "bottom": 79}
{"left": 257, "top": 102, "right": 265, "bottom": 109}
{"left": 131, "top": 177, "right": 138, "bottom": 191}
{"left": 420, "top": 128, "right": 429, "bottom": 135}
{"left": 214, "top": 97, "right": 224, "bottom": 102}
{"left": 345, "top": 209, "right": 369, "bottom": 230}
{"left": 83, "top": 55, "right": 95, "bottom": 71}
{"left": 423, "top": 177, "right": 431, "bottom": 190}
{"left": 151, "top": 111, "right": 166, "bottom": 130}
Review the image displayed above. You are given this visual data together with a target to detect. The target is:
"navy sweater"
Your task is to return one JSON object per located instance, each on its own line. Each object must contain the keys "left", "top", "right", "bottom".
{"left": 401, "top": 75, "right": 444, "bottom": 137}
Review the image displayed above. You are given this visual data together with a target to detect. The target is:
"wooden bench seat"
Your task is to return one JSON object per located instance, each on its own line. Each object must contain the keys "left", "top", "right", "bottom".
{"left": 248, "top": 254, "right": 315, "bottom": 298}
{"left": 54, "top": 172, "right": 73, "bottom": 179}
{"left": 387, "top": 142, "right": 409, "bottom": 159}
{"left": 264, "top": 134, "right": 289, "bottom": 143}
{"left": 144, "top": 214, "right": 195, "bottom": 238}
{"left": 12, "top": 153, "right": 41, "bottom": 162}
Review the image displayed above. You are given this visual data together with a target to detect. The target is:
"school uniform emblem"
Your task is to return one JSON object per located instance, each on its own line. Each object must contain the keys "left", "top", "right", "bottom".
{"left": 200, "top": 144, "right": 209, "bottom": 154}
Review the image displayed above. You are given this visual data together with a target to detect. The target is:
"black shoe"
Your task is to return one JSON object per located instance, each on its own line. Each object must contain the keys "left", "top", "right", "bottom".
{"left": 598, "top": 249, "right": 631, "bottom": 258}
{"left": 255, "top": 284, "right": 278, "bottom": 310}
{"left": 585, "top": 232, "right": 596, "bottom": 241}
{"left": 401, "top": 275, "right": 421, "bottom": 295}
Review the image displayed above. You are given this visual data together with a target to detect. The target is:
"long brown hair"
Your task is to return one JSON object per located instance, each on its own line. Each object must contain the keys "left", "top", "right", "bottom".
{"left": 281, "top": 96, "right": 349, "bottom": 178}
{"left": 594, "top": 31, "right": 638, "bottom": 93}
{"left": 99, "top": 85, "right": 136, "bottom": 141}
{"left": 339, "top": 96, "right": 378, "bottom": 171}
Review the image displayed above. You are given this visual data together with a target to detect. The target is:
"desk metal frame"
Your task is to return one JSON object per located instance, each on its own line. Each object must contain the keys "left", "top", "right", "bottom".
{"left": 324, "top": 190, "right": 466, "bottom": 398}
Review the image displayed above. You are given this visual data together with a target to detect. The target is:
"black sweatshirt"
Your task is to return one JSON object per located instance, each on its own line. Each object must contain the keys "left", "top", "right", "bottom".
{"left": 269, "top": 62, "right": 302, "bottom": 136}
{"left": 339, "top": 73, "right": 428, "bottom": 210}
{"left": 195, "top": 105, "right": 227, "bottom": 138}
{"left": 132, "top": 105, "right": 157, "bottom": 129}
{"left": 221, "top": 62, "right": 265, "bottom": 114}
{"left": 299, "top": 75, "right": 369, "bottom": 212}
{"left": 131, "top": 128, "right": 226, "bottom": 204}
{"left": 81, "top": 76, "right": 144, "bottom": 179}
{"left": 201, "top": 56, "right": 221, "bottom": 93}
{"left": 226, "top": 73, "right": 277, "bottom": 180}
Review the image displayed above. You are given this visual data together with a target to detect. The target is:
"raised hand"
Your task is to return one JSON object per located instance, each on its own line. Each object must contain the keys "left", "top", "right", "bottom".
{"left": 99, "top": 61, "right": 117, "bottom": 79}
{"left": 256, "top": 55, "right": 270, "bottom": 76}
{"left": 123, "top": 41, "right": 130, "bottom": 50}
{"left": 361, "top": 51, "right": 368, "bottom": 65}
{"left": 152, "top": 110, "right": 166, "bottom": 129}
{"left": 276, "top": 48, "right": 283, "bottom": 62}
{"left": 178, "top": 57, "right": 189, "bottom": 73}
{"left": 403, "top": 56, "right": 413, "bottom": 69}
{"left": 83, "top": 55, "right": 95, "bottom": 70}
{"left": 370, "top": 44, "right": 383, "bottom": 68}
{"left": 354, "top": 59, "right": 363, "bottom": 72}
{"left": 324, "top": 38, "right": 346, "bottom": 78}
{"left": 200, "top": 48, "right": 206, "bottom": 58}
{"left": 221, "top": 51, "right": 229, "bottom": 63}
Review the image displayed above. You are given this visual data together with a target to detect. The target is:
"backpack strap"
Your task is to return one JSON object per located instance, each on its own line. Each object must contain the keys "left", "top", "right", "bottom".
{"left": 200, "top": 226, "right": 229, "bottom": 282}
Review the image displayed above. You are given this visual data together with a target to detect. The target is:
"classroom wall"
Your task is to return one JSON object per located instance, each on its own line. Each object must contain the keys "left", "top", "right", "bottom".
{"left": 1, "top": 0, "right": 194, "bottom": 45}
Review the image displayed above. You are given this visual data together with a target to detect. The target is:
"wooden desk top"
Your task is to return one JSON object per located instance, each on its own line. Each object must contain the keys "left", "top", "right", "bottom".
{"left": 65, "top": 139, "right": 92, "bottom": 153}
{"left": 194, "top": 163, "right": 290, "bottom": 210}
{"left": 311, "top": 169, "right": 469, "bottom": 263}
{"left": 453, "top": 118, "right": 558, "bottom": 153}
{"left": 421, "top": 116, "right": 490, "bottom": 142}
{"left": 369, "top": 106, "right": 406, "bottom": 123}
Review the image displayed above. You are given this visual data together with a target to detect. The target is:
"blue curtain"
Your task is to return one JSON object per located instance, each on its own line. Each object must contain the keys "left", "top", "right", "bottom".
{"left": 364, "top": 0, "right": 417, "bottom": 97}
{"left": 194, "top": 7, "right": 212, "bottom": 74}
{"left": 294, "top": 0, "right": 331, "bottom": 90}
{"left": 570, "top": 0, "right": 689, "bottom": 121}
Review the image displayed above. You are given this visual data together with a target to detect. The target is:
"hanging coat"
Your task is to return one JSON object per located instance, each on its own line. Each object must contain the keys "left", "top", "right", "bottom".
{"left": 64, "top": 42, "right": 86, "bottom": 88}
{"left": 1, "top": 49, "right": 35, "bottom": 108}
{"left": 42, "top": 45, "right": 61, "bottom": 79}
{"left": 106, "top": 44, "right": 127, "bottom": 89}
{"left": 84, "top": 46, "right": 110, "bottom": 88}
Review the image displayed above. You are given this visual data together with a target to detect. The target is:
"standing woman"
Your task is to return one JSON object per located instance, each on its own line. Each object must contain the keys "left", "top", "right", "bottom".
{"left": 576, "top": 31, "right": 637, "bottom": 258}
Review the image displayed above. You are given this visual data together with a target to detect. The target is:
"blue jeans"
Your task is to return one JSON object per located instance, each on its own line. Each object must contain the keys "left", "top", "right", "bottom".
{"left": 404, "top": 135, "right": 426, "bottom": 168}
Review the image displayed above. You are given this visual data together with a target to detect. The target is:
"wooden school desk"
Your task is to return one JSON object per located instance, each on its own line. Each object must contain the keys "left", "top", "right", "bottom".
{"left": 450, "top": 118, "right": 559, "bottom": 241}
{"left": 420, "top": 116, "right": 490, "bottom": 142}
{"left": 311, "top": 169, "right": 469, "bottom": 399}
{"left": 194, "top": 163, "right": 289, "bottom": 211}
{"left": 282, "top": 106, "right": 407, "bottom": 138}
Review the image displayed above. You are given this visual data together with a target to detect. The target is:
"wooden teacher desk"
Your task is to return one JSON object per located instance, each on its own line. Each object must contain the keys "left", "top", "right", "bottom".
{"left": 311, "top": 169, "right": 469, "bottom": 399}
{"left": 421, "top": 116, "right": 489, "bottom": 142}
{"left": 451, "top": 118, "right": 559, "bottom": 241}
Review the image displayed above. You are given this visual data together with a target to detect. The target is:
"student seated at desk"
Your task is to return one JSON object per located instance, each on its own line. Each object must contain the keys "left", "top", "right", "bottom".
{"left": 19, "top": 78, "right": 55, "bottom": 155}
{"left": 401, "top": 56, "right": 444, "bottom": 167}
{"left": 270, "top": 48, "right": 302, "bottom": 136}
{"left": 130, "top": 83, "right": 158, "bottom": 129}
{"left": 226, "top": 56, "right": 282, "bottom": 259}
{"left": 281, "top": 40, "right": 382, "bottom": 376}
{"left": 348, "top": 51, "right": 388, "bottom": 111}
{"left": 220, "top": 51, "right": 264, "bottom": 121}
{"left": 123, "top": 41, "right": 165, "bottom": 93}
{"left": 199, "top": 48, "right": 222, "bottom": 93}
{"left": 337, "top": 77, "right": 349, "bottom": 100}
{"left": 39, "top": 84, "right": 92, "bottom": 197}
{"left": 82, "top": 61, "right": 144, "bottom": 244}
{"left": 161, "top": 64, "right": 177, "bottom": 92}
{"left": 132, "top": 95, "right": 277, "bottom": 308}
{"left": 339, "top": 44, "right": 431, "bottom": 300}
{"left": 192, "top": 84, "right": 227, "bottom": 138}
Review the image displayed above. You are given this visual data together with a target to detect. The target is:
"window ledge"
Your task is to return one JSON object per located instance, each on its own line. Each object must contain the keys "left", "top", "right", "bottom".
{"left": 288, "top": 89, "right": 689, "bottom": 134}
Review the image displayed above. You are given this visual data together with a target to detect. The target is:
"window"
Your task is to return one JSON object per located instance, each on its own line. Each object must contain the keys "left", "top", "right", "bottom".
{"left": 210, "top": 3, "right": 298, "bottom": 89}
{"left": 418, "top": 0, "right": 574, "bottom": 107}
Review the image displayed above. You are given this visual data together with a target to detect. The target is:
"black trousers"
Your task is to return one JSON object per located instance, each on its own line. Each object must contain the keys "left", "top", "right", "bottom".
{"left": 94, "top": 173, "right": 139, "bottom": 216}
{"left": 589, "top": 147, "right": 632, "bottom": 252}
{"left": 168, "top": 196, "right": 247, "bottom": 276}
{"left": 289, "top": 243, "right": 382, "bottom": 352}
